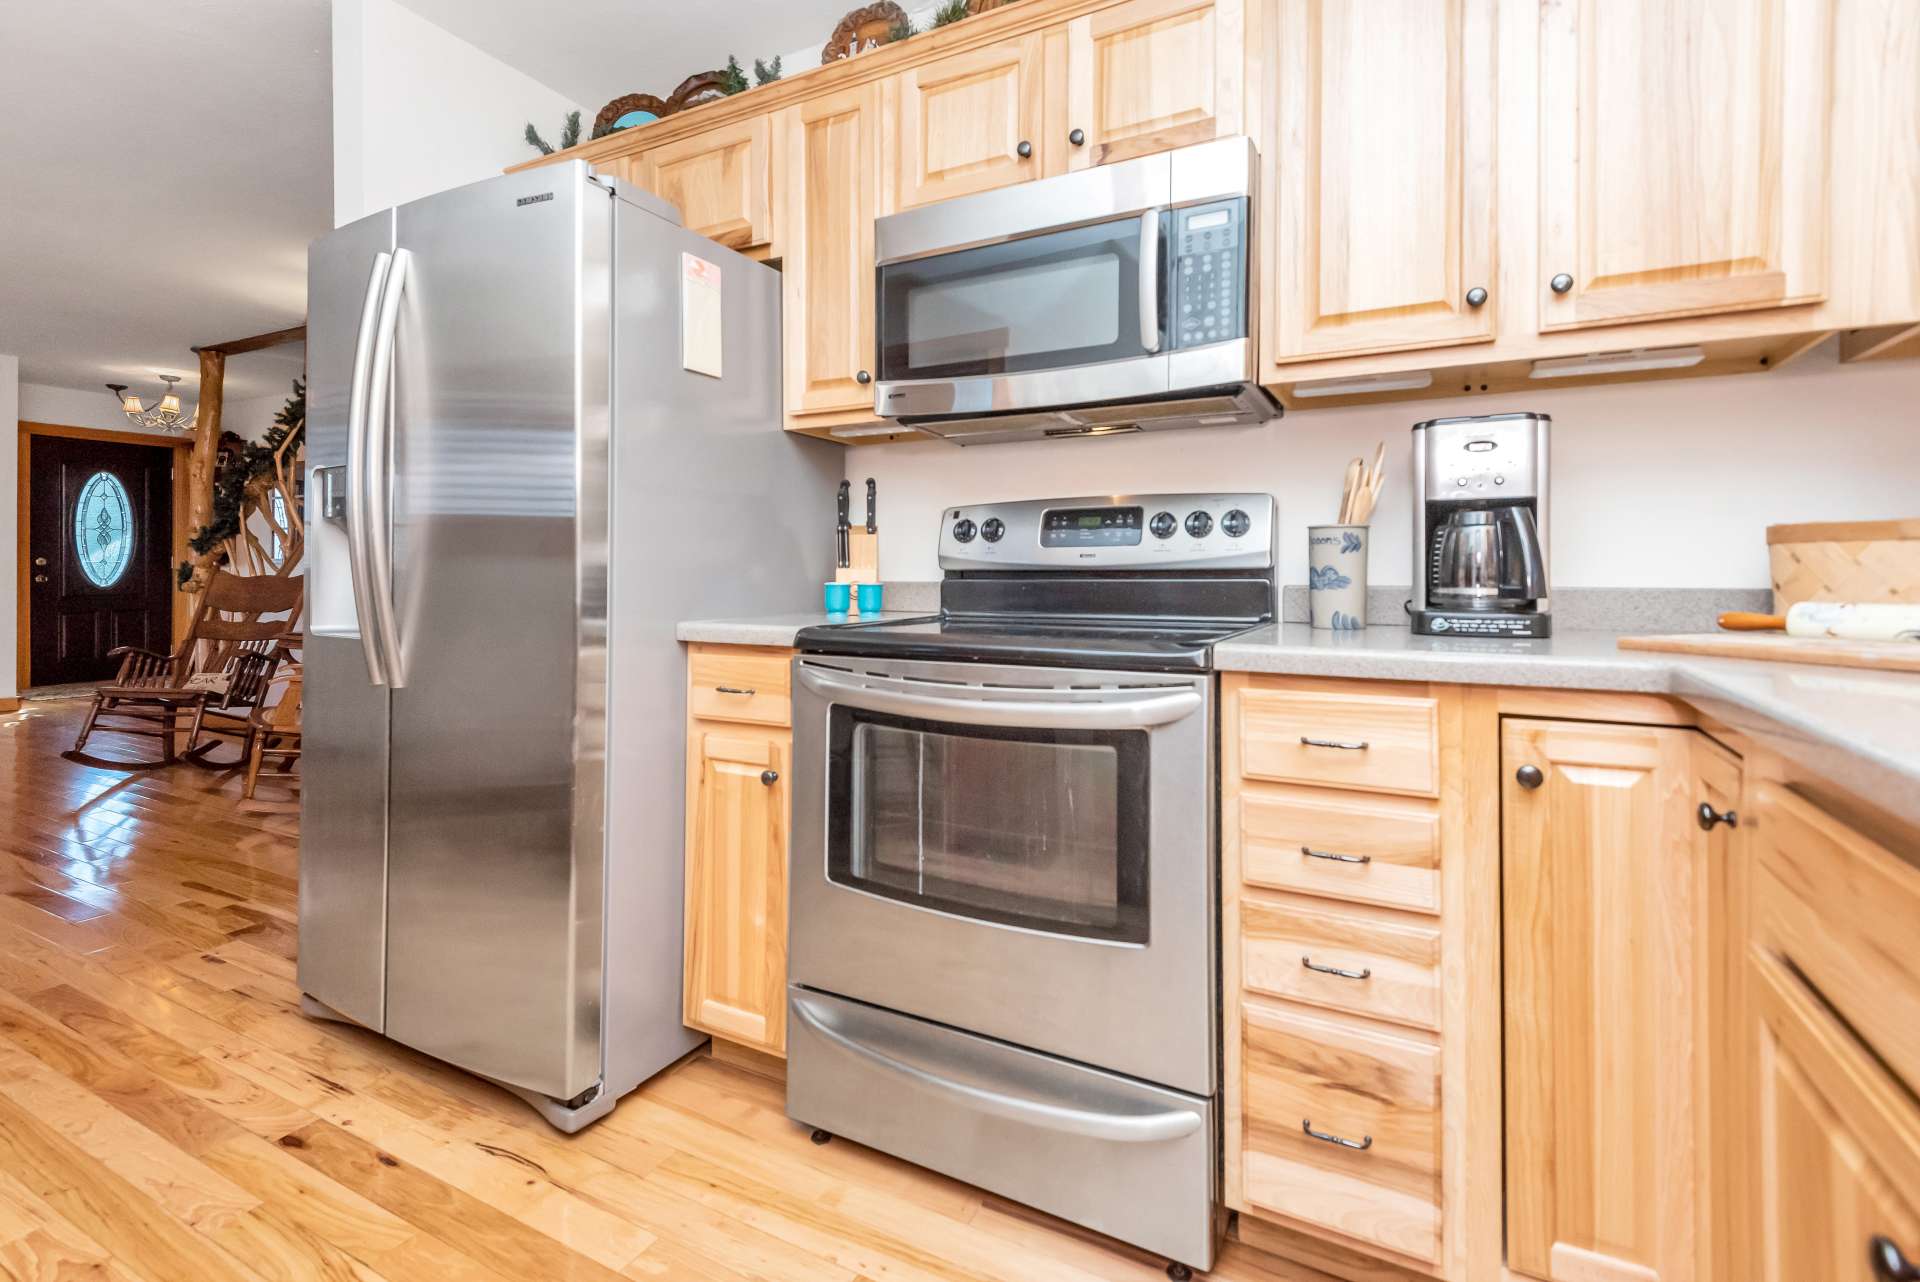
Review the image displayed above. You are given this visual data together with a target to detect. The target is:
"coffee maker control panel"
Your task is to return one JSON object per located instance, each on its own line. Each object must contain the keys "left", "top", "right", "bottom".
{"left": 1420, "top": 418, "right": 1543, "bottom": 501}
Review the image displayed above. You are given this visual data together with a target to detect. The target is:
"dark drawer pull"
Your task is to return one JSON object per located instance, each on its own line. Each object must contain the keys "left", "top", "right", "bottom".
{"left": 1302, "top": 1119, "right": 1372, "bottom": 1151}
{"left": 1302, "top": 956, "right": 1370, "bottom": 981}
{"left": 1301, "top": 846, "right": 1371, "bottom": 865}
{"left": 1872, "top": 1236, "right": 1919, "bottom": 1281}
{"left": 1300, "top": 736, "right": 1369, "bottom": 751}
{"left": 714, "top": 686, "right": 756, "bottom": 696}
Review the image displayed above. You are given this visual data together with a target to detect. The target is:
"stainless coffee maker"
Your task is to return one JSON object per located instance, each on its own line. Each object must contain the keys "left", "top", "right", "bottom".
{"left": 1411, "top": 413, "right": 1550, "bottom": 637}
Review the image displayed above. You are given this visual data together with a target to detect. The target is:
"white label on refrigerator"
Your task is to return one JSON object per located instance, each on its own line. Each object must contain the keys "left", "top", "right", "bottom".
{"left": 681, "top": 253, "right": 723, "bottom": 378}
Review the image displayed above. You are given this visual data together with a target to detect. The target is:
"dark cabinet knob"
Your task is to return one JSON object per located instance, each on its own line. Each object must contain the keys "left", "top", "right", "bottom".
{"left": 1465, "top": 286, "right": 1488, "bottom": 307}
{"left": 1696, "top": 802, "right": 1739, "bottom": 831}
{"left": 1069, "top": 128, "right": 1087, "bottom": 147}
{"left": 760, "top": 769, "right": 779, "bottom": 786}
{"left": 1016, "top": 140, "right": 1033, "bottom": 159}
{"left": 1516, "top": 764, "right": 1544, "bottom": 790}
{"left": 855, "top": 369, "right": 872, "bottom": 385}
{"left": 1550, "top": 272, "right": 1574, "bottom": 294}
{"left": 1872, "top": 1236, "right": 1918, "bottom": 1281}
{"left": 32, "top": 574, "right": 49, "bottom": 584}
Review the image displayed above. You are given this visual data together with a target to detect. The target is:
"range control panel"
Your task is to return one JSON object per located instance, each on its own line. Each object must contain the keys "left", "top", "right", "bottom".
{"left": 1169, "top": 198, "right": 1249, "bottom": 351}
{"left": 940, "top": 493, "right": 1275, "bottom": 572}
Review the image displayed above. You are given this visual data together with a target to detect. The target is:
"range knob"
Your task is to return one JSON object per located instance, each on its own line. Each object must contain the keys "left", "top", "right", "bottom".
{"left": 980, "top": 517, "right": 1006, "bottom": 543}
{"left": 952, "top": 518, "right": 977, "bottom": 543}
{"left": 1221, "top": 508, "right": 1251, "bottom": 538}
{"left": 1184, "top": 510, "right": 1214, "bottom": 538}
{"left": 1149, "top": 510, "right": 1178, "bottom": 539}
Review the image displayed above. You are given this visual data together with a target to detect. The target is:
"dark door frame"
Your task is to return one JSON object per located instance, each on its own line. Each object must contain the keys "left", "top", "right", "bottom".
{"left": 16, "top": 421, "right": 193, "bottom": 691}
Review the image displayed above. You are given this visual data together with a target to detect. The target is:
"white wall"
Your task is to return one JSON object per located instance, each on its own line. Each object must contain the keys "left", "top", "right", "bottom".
{"left": 332, "top": 0, "right": 584, "bottom": 227}
{"left": 851, "top": 345, "right": 1920, "bottom": 590}
{"left": 1, "top": 355, "right": 17, "bottom": 701}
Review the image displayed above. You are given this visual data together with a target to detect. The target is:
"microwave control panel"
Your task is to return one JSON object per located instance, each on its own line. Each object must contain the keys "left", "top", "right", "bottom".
{"left": 1170, "top": 198, "right": 1247, "bottom": 351}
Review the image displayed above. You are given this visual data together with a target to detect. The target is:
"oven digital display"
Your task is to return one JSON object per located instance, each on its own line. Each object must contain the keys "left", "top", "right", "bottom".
{"left": 1042, "top": 506, "right": 1143, "bottom": 547}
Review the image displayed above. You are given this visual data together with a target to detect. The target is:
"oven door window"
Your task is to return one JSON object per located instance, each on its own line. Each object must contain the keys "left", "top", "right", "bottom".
{"left": 826, "top": 708, "right": 1149, "bottom": 944}
{"left": 877, "top": 214, "right": 1166, "bottom": 383}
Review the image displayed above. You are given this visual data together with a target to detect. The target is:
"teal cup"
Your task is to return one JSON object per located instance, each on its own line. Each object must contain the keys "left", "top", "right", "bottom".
{"left": 856, "top": 582, "right": 884, "bottom": 615}
{"left": 823, "top": 582, "right": 851, "bottom": 614}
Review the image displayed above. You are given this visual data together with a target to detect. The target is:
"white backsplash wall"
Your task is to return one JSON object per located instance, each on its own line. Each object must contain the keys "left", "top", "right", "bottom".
{"left": 848, "top": 342, "right": 1920, "bottom": 590}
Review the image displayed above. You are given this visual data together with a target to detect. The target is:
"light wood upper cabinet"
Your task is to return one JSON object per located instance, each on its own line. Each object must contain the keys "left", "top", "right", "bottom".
{"left": 1502, "top": 720, "right": 1735, "bottom": 1282}
{"left": 1265, "top": 0, "right": 1496, "bottom": 365}
{"left": 1537, "top": 0, "right": 1835, "bottom": 331}
{"left": 1061, "top": 0, "right": 1243, "bottom": 169}
{"left": 774, "top": 83, "right": 883, "bottom": 424}
{"left": 633, "top": 115, "right": 775, "bottom": 257}
{"left": 887, "top": 33, "right": 1046, "bottom": 208}
{"left": 684, "top": 719, "right": 790, "bottom": 1056}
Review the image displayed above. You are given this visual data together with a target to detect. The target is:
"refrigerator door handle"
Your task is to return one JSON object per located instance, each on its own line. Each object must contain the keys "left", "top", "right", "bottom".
{"left": 345, "top": 251, "right": 392, "bottom": 685}
{"left": 364, "top": 247, "right": 411, "bottom": 689}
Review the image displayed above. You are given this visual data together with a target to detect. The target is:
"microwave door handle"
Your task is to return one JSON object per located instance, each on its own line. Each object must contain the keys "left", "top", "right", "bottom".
{"left": 344, "top": 251, "right": 392, "bottom": 686}
{"left": 1138, "top": 208, "right": 1162, "bottom": 353}
{"left": 796, "top": 666, "right": 1200, "bottom": 730}
{"left": 791, "top": 994, "right": 1202, "bottom": 1145}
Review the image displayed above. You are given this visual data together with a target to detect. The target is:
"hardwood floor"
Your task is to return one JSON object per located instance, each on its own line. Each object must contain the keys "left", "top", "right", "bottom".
{"left": 0, "top": 700, "right": 1322, "bottom": 1282}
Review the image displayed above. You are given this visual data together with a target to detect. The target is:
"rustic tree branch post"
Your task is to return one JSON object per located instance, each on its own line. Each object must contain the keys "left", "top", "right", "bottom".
{"left": 188, "top": 346, "right": 226, "bottom": 545}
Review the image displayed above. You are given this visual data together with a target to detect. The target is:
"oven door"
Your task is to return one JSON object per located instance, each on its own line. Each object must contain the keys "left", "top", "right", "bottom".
{"left": 789, "top": 655, "right": 1215, "bottom": 1095}
{"left": 874, "top": 212, "right": 1171, "bottom": 421}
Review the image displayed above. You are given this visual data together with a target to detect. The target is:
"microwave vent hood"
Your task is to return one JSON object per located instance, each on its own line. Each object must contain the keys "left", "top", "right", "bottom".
{"left": 901, "top": 384, "right": 1279, "bottom": 447}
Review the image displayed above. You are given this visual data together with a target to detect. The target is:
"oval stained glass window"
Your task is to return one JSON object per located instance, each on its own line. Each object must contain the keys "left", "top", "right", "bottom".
{"left": 73, "top": 471, "right": 133, "bottom": 588}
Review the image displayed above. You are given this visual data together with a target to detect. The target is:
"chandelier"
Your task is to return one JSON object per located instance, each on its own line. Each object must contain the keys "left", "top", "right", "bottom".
{"left": 105, "top": 374, "right": 195, "bottom": 432}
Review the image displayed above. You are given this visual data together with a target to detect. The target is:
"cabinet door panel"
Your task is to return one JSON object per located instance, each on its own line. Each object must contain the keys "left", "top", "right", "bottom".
{"left": 636, "top": 116, "right": 774, "bottom": 255}
{"left": 1538, "top": 0, "right": 1833, "bottom": 330}
{"left": 1503, "top": 720, "right": 1717, "bottom": 1282}
{"left": 1064, "top": 0, "right": 1242, "bottom": 169}
{"left": 775, "top": 85, "right": 881, "bottom": 422}
{"left": 1751, "top": 956, "right": 1920, "bottom": 1282}
{"left": 891, "top": 34, "right": 1044, "bottom": 209}
{"left": 684, "top": 724, "right": 788, "bottom": 1054}
{"left": 1268, "top": 0, "right": 1495, "bottom": 364}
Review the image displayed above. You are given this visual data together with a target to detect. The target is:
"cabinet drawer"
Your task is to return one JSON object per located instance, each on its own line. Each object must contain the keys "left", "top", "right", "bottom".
{"left": 688, "top": 646, "right": 792, "bottom": 726}
{"left": 1754, "top": 783, "right": 1920, "bottom": 1093}
{"left": 1238, "top": 687, "right": 1438, "bottom": 796}
{"left": 1239, "top": 786, "right": 1440, "bottom": 914}
{"left": 1241, "top": 895, "right": 1439, "bottom": 1032}
{"left": 1240, "top": 998, "right": 1441, "bottom": 1263}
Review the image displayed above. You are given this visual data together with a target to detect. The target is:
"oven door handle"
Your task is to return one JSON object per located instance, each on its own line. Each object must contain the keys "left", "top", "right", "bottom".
{"left": 796, "top": 666, "right": 1201, "bottom": 730}
{"left": 791, "top": 993, "right": 1202, "bottom": 1144}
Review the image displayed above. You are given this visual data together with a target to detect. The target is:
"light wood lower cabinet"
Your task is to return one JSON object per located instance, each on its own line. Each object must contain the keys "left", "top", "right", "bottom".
{"left": 683, "top": 645, "right": 793, "bottom": 1058}
{"left": 1501, "top": 719, "right": 1740, "bottom": 1282}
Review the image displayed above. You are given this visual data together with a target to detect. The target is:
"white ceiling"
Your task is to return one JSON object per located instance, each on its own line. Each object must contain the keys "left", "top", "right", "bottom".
{"left": 391, "top": 0, "right": 862, "bottom": 116}
{"left": 0, "top": 1, "right": 330, "bottom": 402}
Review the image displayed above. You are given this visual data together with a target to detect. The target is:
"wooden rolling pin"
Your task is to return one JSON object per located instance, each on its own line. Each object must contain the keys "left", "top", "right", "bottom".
{"left": 1719, "top": 602, "right": 1920, "bottom": 640}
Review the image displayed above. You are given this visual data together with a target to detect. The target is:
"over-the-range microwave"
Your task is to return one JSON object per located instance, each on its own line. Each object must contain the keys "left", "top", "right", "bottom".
{"left": 871, "top": 136, "right": 1281, "bottom": 445}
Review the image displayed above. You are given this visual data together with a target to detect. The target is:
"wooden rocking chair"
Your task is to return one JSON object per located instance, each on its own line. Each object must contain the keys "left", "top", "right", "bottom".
{"left": 71, "top": 570, "right": 305, "bottom": 766}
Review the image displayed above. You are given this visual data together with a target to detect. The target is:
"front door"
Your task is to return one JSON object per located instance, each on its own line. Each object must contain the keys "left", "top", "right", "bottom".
{"left": 27, "top": 434, "right": 175, "bottom": 686}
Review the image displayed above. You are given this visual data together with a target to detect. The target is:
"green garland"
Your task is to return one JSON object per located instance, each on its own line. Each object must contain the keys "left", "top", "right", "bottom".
{"left": 177, "top": 379, "right": 305, "bottom": 587}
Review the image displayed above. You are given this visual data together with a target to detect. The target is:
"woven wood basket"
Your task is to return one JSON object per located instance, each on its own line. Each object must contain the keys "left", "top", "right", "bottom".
{"left": 1767, "top": 519, "right": 1920, "bottom": 613}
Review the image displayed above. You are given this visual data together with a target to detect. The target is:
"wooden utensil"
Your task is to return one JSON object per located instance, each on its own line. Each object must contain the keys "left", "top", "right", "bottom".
{"left": 1619, "top": 633, "right": 1920, "bottom": 673}
{"left": 1337, "top": 457, "right": 1362, "bottom": 523}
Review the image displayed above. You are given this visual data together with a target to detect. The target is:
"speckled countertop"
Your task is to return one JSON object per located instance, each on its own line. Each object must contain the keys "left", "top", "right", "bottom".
{"left": 1220, "top": 624, "right": 1920, "bottom": 830}
{"left": 677, "top": 613, "right": 1920, "bottom": 830}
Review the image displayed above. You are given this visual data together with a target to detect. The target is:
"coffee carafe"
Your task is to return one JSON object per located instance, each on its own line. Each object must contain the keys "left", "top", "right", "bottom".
{"left": 1412, "top": 413, "right": 1551, "bottom": 637}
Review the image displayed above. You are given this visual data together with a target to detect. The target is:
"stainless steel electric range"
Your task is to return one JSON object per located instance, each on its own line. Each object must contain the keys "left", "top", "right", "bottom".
{"left": 786, "top": 492, "right": 1277, "bottom": 1277}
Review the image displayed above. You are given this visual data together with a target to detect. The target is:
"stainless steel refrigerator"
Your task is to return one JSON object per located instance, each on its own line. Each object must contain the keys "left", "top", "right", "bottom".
{"left": 299, "top": 161, "right": 838, "bottom": 1131}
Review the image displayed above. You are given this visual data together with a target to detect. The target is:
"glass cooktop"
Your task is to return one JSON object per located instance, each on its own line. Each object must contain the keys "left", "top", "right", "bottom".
{"left": 795, "top": 613, "right": 1261, "bottom": 672}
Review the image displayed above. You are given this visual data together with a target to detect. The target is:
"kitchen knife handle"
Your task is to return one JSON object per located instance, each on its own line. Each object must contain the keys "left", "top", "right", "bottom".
{"left": 1718, "top": 611, "right": 1786, "bottom": 631}
{"left": 865, "top": 478, "right": 876, "bottom": 534}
